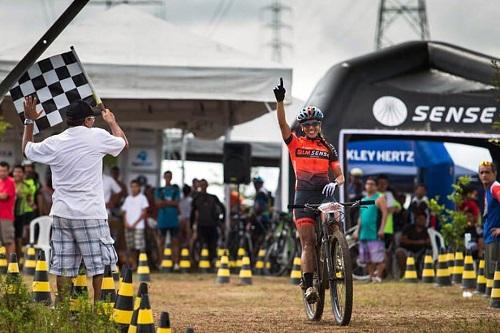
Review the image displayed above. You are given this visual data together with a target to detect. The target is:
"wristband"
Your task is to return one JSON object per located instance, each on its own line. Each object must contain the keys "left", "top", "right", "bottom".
{"left": 24, "top": 119, "right": 34, "bottom": 125}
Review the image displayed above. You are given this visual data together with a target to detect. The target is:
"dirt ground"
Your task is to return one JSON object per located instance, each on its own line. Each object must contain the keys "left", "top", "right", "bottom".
{"left": 133, "top": 273, "right": 499, "bottom": 333}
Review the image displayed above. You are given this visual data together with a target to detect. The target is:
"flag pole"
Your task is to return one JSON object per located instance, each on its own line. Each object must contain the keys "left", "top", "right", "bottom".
{"left": 70, "top": 46, "right": 105, "bottom": 110}
{"left": 0, "top": 0, "right": 90, "bottom": 103}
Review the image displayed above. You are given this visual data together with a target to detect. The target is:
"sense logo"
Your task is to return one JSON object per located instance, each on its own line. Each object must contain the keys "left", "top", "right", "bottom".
{"left": 372, "top": 96, "right": 408, "bottom": 127}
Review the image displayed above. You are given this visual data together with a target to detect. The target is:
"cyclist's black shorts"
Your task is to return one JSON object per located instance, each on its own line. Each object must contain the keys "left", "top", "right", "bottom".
{"left": 293, "top": 190, "right": 323, "bottom": 228}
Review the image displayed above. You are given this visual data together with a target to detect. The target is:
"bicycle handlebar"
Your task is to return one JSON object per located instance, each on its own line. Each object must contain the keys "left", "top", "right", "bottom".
{"left": 288, "top": 200, "right": 375, "bottom": 210}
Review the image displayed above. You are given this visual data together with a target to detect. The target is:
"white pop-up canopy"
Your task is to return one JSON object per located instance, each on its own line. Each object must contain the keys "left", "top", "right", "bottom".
{"left": 0, "top": 4, "right": 292, "bottom": 139}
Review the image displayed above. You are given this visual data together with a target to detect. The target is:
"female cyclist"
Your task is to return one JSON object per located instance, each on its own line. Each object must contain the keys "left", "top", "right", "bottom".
{"left": 273, "top": 78, "right": 345, "bottom": 303}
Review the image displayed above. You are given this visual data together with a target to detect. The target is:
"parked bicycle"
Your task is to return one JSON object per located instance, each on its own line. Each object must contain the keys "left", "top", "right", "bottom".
{"left": 288, "top": 199, "right": 375, "bottom": 326}
{"left": 263, "top": 212, "right": 298, "bottom": 276}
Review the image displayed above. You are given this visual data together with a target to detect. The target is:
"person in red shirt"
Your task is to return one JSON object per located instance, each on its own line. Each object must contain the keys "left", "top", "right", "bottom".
{"left": 0, "top": 161, "right": 16, "bottom": 255}
{"left": 274, "top": 78, "right": 344, "bottom": 303}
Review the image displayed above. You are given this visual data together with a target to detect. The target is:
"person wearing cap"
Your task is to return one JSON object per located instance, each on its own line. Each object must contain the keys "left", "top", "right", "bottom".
{"left": 21, "top": 96, "right": 128, "bottom": 302}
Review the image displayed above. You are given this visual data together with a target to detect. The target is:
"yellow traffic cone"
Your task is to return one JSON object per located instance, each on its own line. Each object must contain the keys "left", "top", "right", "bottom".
{"left": 215, "top": 247, "right": 225, "bottom": 269}
{"left": 0, "top": 246, "right": 7, "bottom": 274}
{"left": 236, "top": 247, "right": 246, "bottom": 271}
{"left": 254, "top": 247, "right": 266, "bottom": 275}
{"left": 70, "top": 262, "right": 88, "bottom": 311}
{"left": 476, "top": 259, "right": 486, "bottom": 294}
{"left": 435, "top": 248, "right": 451, "bottom": 286}
{"left": 403, "top": 255, "right": 418, "bottom": 283}
{"left": 461, "top": 251, "right": 476, "bottom": 290}
{"left": 490, "top": 261, "right": 500, "bottom": 308}
{"left": 113, "top": 266, "right": 134, "bottom": 332}
{"left": 32, "top": 250, "right": 51, "bottom": 305}
{"left": 137, "top": 252, "right": 151, "bottom": 283}
{"left": 290, "top": 256, "right": 301, "bottom": 285}
{"left": 447, "top": 250, "right": 455, "bottom": 281}
{"left": 22, "top": 245, "right": 36, "bottom": 275}
{"left": 421, "top": 250, "right": 434, "bottom": 283}
{"left": 239, "top": 256, "right": 253, "bottom": 285}
{"left": 198, "top": 247, "right": 210, "bottom": 273}
{"left": 160, "top": 246, "right": 173, "bottom": 273}
{"left": 6, "top": 253, "right": 21, "bottom": 294}
{"left": 216, "top": 255, "right": 230, "bottom": 284}
{"left": 179, "top": 248, "right": 191, "bottom": 273}
{"left": 100, "top": 265, "right": 117, "bottom": 313}
{"left": 485, "top": 277, "right": 494, "bottom": 298}
{"left": 129, "top": 282, "right": 148, "bottom": 333}
{"left": 136, "top": 293, "right": 155, "bottom": 333}
{"left": 452, "top": 250, "right": 464, "bottom": 284}
{"left": 157, "top": 311, "right": 172, "bottom": 333}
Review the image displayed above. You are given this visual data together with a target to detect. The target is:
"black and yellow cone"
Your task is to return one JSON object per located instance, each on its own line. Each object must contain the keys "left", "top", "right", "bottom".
{"left": 435, "top": 248, "right": 451, "bottom": 286}
{"left": 0, "top": 246, "right": 7, "bottom": 274}
{"left": 179, "top": 248, "right": 191, "bottom": 273}
{"left": 137, "top": 252, "right": 151, "bottom": 282}
{"left": 215, "top": 247, "right": 225, "bottom": 269}
{"left": 239, "top": 256, "right": 253, "bottom": 285}
{"left": 290, "top": 256, "right": 302, "bottom": 285}
{"left": 100, "top": 265, "right": 117, "bottom": 312}
{"left": 461, "top": 251, "right": 476, "bottom": 290}
{"left": 485, "top": 277, "right": 494, "bottom": 298}
{"left": 113, "top": 268, "right": 120, "bottom": 282}
{"left": 421, "top": 251, "right": 435, "bottom": 283}
{"left": 160, "top": 246, "right": 173, "bottom": 273}
{"left": 22, "top": 245, "right": 36, "bottom": 275}
{"left": 403, "top": 255, "right": 418, "bottom": 283}
{"left": 157, "top": 311, "right": 172, "bottom": 333}
{"left": 70, "top": 262, "right": 88, "bottom": 311}
{"left": 228, "top": 257, "right": 237, "bottom": 274}
{"left": 129, "top": 282, "right": 148, "bottom": 333}
{"left": 216, "top": 255, "right": 230, "bottom": 284}
{"left": 136, "top": 292, "right": 155, "bottom": 333}
{"left": 32, "top": 250, "right": 51, "bottom": 305}
{"left": 236, "top": 247, "right": 246, "bottom": 271}
{"left": 452, "top": 250, "right": 464, "bottom": 284}
{"left": 446, "top": 250, "right": 455, "bottom": 280}
{"left": 476, "top": 259, "right": 486, "bottom": 294}
{"left": 490, "top": 261, "right": 500, "bottom": 308}
{"left": 198, "top": 247, "right": 210, "bottom": 273}
{"left": 254, "top": 248, "right": 266, "bottom": 275}
{"left": 113, "top": 266, "right": 134, "bottom": 332}
{"left": 6, "top": 253, "right": 21, "bottom": 294}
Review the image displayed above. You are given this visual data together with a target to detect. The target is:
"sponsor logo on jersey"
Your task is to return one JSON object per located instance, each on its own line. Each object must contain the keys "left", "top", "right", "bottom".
{"left": 295, "top": 148, "right": 330, "bottom": 159}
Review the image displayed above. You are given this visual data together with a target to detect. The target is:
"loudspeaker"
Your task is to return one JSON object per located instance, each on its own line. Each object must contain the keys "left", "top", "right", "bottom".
{"left": 223, "top": 142, "right": 251, "bottom": 184}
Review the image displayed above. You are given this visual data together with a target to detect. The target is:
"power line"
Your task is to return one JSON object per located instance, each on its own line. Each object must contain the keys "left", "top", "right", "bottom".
{"left": 206, "top": 0, "right": 235, "bottom": 37}
{"left": 262, "top": 0, "right": 292, "bottom": 63}
{"left": 375, "top": 0, "right": 430, "bottom": 50}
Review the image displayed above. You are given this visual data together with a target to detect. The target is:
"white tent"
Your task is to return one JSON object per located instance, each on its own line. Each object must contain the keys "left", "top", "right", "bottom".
{"left": 0, "top": 4, "right": 292, "bottom": 139}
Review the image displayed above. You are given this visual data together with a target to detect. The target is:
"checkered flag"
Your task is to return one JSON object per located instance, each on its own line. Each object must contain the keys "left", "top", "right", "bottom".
{"left": 9, "top": 50, "right": 95, "bottom": 134}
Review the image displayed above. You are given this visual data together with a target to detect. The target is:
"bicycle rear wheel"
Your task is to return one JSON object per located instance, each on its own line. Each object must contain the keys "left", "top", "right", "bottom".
{"left": 303, "top": 246, "right": 325, "bottom": 321}
{"left": 329, "top": 230, "right": 353, "bottom": 326}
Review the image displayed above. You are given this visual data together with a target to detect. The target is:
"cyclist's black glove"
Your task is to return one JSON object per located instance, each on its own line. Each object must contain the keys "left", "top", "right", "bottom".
{"left": 273, "top": 77, "right": 286, "bottom": 102}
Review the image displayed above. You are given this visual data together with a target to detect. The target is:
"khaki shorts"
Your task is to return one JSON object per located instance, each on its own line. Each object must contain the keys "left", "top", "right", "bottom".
{"left": 484, "top": 241, "right": 500, "bottom": 279}
{"left": 0, "top": 219, "right": 14, "bottom": 245}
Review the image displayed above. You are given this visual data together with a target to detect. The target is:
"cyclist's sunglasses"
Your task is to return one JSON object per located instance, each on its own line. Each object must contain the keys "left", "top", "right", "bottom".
{"left": 301, "top": 120, "right": 321, "bottom": 127}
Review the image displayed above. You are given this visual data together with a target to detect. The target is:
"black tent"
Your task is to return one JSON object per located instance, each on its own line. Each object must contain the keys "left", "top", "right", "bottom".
{"left": 303, "top": 41, "right": 500, "bottom": 201}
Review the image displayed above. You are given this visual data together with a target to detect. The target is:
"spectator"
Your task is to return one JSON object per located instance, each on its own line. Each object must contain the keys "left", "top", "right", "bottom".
{"left": 460, "top": 185, "right": 481, "bottom": 225}
{"left": 103, "top": 169, "right": 122, "bottom": 212}
{"left": 408, "top": 184, "right": 429, "bottom": 225}
{"left": 347, "top": 168, "right": 364, "bottom": 227}
{"left": 155, "top": 171, "right": 180, "bottom": 269}
{"left": 37, "top": 168, "right": 54, "bottom": 216}
{"left": 178, "top": 184, "right": 193, "bottom": 249}
{"left": 191, "top": 178, "right": 200, "bottom": 201}
{"left": 478, "top": 161, "right": 500, "bottom": 284}
{"left": 0, "top": 161, "right": 16, "bottom": 256}
{"left": 377, "top": 174, "right": 400, "bottom": 251}
{"left": 191, "top": 179, "right": 225, "bottom": 263}
{"left": 392, "top": 193, "right": 408, "bottom": 246}
{"left": 353, "top": 177, "right": 388, "bottom": 283}
{"left": 463, "top": 209, "right": 483, "bottom": 259}
{"left": 13, "top": 165, "right": 35, "bottom": 260}
{"left": 121, "top": 179, "right": 149, "bottom": 270}
{"left": 251, "top": 176, "right": 271, "bottom": 253}
{"left": 110, "top": 166, "right": 128, "bottom": 200}
{"left": 395, "top": 210, "right": 430, "bottom": 278}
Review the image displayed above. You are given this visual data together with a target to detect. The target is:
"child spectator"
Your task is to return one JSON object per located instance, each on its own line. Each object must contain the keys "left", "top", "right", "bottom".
{"left": 121, "top": 179, "right": 149, "bottom": 270}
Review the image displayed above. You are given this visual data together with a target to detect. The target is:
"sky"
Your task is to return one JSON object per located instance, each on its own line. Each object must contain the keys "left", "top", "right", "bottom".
{"left": 0, "top": 0, "right": 497, "bottom": 197}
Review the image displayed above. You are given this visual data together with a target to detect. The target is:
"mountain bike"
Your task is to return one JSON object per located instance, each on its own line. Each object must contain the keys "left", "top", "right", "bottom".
{"left": 288, "top": 199, "right": 374, "bottom": 325}
{"left": 263, "top": 212, "right": 298, "bottom": 276}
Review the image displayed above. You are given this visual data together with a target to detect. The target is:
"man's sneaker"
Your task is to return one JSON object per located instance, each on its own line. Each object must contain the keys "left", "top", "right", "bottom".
{"left": 304, "top": 286, "right": 319, "bottom": 304}
{"left": 371, "top": 276, "right": 382, "bottom": 283}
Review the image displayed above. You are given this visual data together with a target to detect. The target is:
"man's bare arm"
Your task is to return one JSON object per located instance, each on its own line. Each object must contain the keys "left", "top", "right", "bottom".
{"left": 102, "top": 108, "right": 129, "bottom": 148}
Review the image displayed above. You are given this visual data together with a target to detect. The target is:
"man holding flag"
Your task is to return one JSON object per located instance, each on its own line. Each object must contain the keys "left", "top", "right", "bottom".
{"left": 22, "top": 95, "right": 128, "bottom": 301}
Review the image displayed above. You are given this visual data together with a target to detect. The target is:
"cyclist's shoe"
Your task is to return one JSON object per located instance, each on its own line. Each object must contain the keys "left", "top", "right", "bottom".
{"left": 371, "top": 276, "right": 382, "bottom": 283}
{"left": 304, "top": 286, "right": 319, "bottom": 304}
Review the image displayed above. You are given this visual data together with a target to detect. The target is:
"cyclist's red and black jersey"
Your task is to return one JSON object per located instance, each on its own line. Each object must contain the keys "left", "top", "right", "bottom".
{"left": 285, "top": 133, "right": 340, "bottom": 191}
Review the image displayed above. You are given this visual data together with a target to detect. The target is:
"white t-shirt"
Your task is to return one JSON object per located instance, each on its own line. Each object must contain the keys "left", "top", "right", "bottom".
{"left": 121, "top": 193, "right": 149, "bottom": 229}
{"left": 25, "top": 126, "right": 126, "bottom": 219}
{"left": 179, "top": 196, "right": 192, "bottom": 220}
{"left": 103, "top": 174, "right": 121, "bottom": 203}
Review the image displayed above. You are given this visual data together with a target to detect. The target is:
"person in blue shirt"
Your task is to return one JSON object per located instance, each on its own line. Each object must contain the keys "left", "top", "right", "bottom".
{"left": 155, "top": 171, "right": 180, "bottom": 269}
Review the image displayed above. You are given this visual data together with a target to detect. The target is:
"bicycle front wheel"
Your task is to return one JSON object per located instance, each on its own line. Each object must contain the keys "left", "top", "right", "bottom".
{"left": 328, "top": 230, "right": 353, "bottom": 326}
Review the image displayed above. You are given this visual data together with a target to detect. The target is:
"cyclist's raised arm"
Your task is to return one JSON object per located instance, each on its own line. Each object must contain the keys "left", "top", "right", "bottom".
{"left": 274, "top": 78, "right": 291, "bottom": 141}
